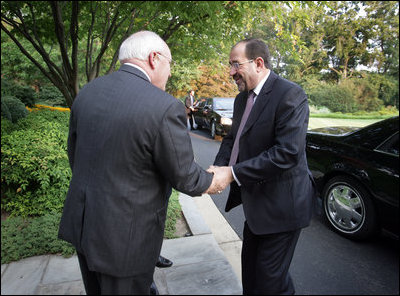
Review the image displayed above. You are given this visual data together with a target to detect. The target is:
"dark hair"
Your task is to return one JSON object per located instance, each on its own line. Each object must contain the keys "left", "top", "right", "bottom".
{"left": 235, "top": 39, "right": 271, "bottom": 69}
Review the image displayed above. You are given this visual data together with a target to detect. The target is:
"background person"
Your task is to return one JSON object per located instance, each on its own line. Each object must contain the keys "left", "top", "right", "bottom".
{"left": 208, "top": 38, "right": 316, "bottom": 295}
{"left": 58, "top": 30, "right": 218, "bottom": 295}
{"left": 185, "top": 89, "right": 197, "bottom": 130}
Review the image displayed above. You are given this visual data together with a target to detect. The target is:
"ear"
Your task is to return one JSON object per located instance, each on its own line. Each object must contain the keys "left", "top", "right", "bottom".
{"left": 148, "top": 51, "right": 158, "bottom": 69}
{"left": 255, "top": 57, "right": 265, "bottom": 69}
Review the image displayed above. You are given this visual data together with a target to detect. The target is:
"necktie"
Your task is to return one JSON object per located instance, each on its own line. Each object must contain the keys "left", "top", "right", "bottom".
{"left": 229, "top": 91, "right": 255, "bottom": 166}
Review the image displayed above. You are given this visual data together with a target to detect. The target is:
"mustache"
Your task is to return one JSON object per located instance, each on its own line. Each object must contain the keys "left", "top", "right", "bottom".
{"left": 232, "top": 74, "right": 241, "bottom": 81}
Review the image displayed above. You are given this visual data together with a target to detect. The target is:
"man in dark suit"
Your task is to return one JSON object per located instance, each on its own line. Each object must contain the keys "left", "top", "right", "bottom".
{"left": 58, "top": 30, "right": 220, "bottom": 295}
{"left": 209, "top": 39, "right": 316, "bottom": 294}
{"left": 184, "top": 89, "right": 197, "bottom": 130}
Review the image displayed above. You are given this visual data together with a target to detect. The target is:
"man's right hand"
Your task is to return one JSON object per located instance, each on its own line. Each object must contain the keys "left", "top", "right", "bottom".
{"left": 204, "top": 166, "right": 234, "bottom": 195}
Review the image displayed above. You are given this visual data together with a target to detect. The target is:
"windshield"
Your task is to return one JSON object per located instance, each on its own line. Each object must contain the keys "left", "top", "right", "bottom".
{"left": 213, "top": 98, "right": 234, "bottom": 110}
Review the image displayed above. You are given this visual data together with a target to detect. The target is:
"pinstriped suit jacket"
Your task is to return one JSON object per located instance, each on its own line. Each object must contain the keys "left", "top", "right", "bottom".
{"left": 58, "top": 65, "right": 212, "bottom": 277}
{"left": 214, "top": 71, "right": 316, "bottom": 235}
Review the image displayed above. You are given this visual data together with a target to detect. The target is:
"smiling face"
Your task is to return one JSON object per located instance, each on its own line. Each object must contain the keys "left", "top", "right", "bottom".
{"left": 229, "top": 42, "right": 259, "bottom": 92}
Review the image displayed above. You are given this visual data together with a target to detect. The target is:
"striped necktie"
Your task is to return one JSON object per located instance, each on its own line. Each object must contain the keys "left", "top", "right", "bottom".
{"left": 229, "top": 91, "right": 255, "bottom": 166}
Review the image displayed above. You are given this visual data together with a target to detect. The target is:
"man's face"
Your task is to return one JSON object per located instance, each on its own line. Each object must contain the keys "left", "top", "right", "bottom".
{"left": 229, "top": 43, "right": 258, "bottom": 92}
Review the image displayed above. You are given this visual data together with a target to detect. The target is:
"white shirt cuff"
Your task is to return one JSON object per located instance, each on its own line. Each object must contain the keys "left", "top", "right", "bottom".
{"left": 231, "top": 166, "right": 241, "bottom": 186}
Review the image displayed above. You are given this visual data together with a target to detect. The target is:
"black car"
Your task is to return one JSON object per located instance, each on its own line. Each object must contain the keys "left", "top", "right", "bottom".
{"left": 306, "top": 116, "right": 399, "bottom": 240}
{"left": 192, "top": 97, "right": 235, "bottom": 139}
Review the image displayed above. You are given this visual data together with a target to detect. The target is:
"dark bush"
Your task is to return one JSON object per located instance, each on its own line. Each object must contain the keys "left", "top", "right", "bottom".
{"left": 1, "top": 77, "right": 13, "bottom": 96}
{"left": 1, "top": 95, "right": 29, "bottom": 123}
{"left": 13, "top": 84, "right": 37, "bottom": 107}
{"left": 1, "top": 99, "right": 12, "bottom": 121}
{"left": 38, "top": 85, "right": 67, "bottom": 107}
{"left": 307, "top": 84, "right": 358, "bottom": 113}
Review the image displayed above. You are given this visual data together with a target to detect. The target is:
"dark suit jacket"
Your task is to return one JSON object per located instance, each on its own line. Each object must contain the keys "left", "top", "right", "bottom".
{"left": 214, "top": 71, "right": 316, "bottom": 235}
{"left": 184, "top": 95, "right": 195, "bottom": 116}
{"left": 58, "top": 65, "right": 212, "bottom": 277}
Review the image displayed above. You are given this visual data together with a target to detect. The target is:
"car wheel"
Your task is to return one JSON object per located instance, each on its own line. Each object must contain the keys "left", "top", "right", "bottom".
{"left": 322, "top": 175, "right": 378, "bottom": 240}
{"left": 210, "top": 121, "right": 216, "bottom": 139}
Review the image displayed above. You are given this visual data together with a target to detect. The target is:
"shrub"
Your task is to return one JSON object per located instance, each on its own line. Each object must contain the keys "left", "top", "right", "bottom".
{"left": 1, "top": 99, "right": 12, "bottom": 121}
{"left": 1, "top": 78, "right": 37, "bottom": 107}
{"left": 342, "top": 78, "right": 383, "bottom": 112}
{"left": 1, "top": 189, "right": 183, "bottom": 264}
{"left": 1, "top": 77, "right": 13, "bottom": 96}
{"left": 307, "top": 83, "right": 358, "bottom": 113}
{"left": 164, "top": 189, "right": 182, "bottom": 238}
{"left": 1, "top": 118, "right": 15, "bottom": 135}
{"left": 1, "top": 212, "right": 75, "bottom": 264}
{"left": 13, "top": 84, "right": 37, "bottom": 107}
{"left": 38, "top": 85, "right": 67, "bottom": 107}
{"left": 1, "top": 110, "right": 71, "bottom": 217}
{"left": 1, "top": 95, "right": 29, "bottom": 123}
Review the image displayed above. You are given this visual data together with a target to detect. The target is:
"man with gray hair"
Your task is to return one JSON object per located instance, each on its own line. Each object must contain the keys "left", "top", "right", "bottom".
{"left": 58, "top": 30, "right": 221, "bottom": 294}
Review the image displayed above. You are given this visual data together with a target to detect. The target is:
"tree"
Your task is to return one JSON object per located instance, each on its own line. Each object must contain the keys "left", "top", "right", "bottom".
{"left": 1, "top": 1, "right": 247, "bottom": 108}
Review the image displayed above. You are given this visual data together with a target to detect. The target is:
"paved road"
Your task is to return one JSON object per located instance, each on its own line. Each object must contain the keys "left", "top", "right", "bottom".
{"left": 189, "top": 128, "right": 399, "bottom": 295}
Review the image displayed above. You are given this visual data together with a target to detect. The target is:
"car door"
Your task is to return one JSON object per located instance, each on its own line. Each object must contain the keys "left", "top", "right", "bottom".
{"left": 192, "top": 99, "right": 206, "bottom": 127}
{"left": 370, "top": 132, "right": 399, "bottom": 236}
{"left": 202, "top": 98, "right": 213, "bottom": 129}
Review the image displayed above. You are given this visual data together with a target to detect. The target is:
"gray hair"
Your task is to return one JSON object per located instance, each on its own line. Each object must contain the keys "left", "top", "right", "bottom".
{"left": 118, "top": 31, "right": 168, "bottom": 61}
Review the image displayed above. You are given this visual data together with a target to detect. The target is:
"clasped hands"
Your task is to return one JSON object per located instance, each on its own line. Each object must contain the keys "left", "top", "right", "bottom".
{"left": 205, "top": 165, "right": 234, "bottom": 195}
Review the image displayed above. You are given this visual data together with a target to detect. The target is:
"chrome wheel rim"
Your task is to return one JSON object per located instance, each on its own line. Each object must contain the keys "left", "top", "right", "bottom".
{"left": 325, "top": 183, "right": 365, "bottom": 233}
{"left": 211, "top": 122, "right": 216, "bottom": 138}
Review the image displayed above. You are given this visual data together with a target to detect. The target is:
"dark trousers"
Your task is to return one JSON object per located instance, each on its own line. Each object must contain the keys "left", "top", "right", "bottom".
{"left": 77, "top": 252, "right": 153, "bottom": 295}
{"left": 242, "top": 222, "right": 301, "bottom": 295}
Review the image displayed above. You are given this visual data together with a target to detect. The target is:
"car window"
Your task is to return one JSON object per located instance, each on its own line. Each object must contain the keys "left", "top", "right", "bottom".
{"left": 376, "top": 132, "right": 399, "bottom": 156}
{"left": 197, "top": 100, "right": 207, "bottom": 108}
{"left": 213, "top": 98, "right": 235, "bottom": 110}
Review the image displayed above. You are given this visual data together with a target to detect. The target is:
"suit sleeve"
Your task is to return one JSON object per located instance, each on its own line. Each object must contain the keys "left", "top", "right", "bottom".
{"left": 233, "top": 87, "right": 309, "bottom": 186}
{"left": 153, "top": 100, "right": 213, "bottom": 196}
{"left": 213, "top": 130, "right": 234, "bottom": 166}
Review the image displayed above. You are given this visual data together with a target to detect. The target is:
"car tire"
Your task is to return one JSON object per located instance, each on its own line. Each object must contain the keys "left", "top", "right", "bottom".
{"left": 210, "top": 121, "right": 216, "bottom": 139}
{"left": 322, "top": 175, "right": 378, "bottom": 240}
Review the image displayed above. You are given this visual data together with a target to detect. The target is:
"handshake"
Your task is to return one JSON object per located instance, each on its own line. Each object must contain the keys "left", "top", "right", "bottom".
{"left": 204, "top": 165, "right": 234, "bottom": 195}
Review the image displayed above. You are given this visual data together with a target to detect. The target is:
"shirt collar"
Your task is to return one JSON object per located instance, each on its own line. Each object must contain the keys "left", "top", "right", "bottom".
{"left": 252, "top": 69, "right": 270, "bottom": 97}
{"left": 123, "top": 63, "right": 151, "bottom": 82}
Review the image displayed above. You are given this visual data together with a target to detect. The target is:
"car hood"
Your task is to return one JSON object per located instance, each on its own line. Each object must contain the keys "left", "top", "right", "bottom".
{"left": 308, "top": 126, "right": 361, "bottom": 136}
{"left": 215, "top": 110, "right": 233, "bottom": 118}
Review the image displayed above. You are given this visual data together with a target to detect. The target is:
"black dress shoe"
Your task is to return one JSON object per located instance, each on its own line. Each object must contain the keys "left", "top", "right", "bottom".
{"left": 156, "top": 255, "right": 173, "bottom": 268}
{"left": 150, "top": 281, "right": 159, "bottom": 295}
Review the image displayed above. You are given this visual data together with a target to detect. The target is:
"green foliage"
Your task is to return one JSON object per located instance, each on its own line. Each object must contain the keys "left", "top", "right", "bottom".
{"left": 37, "top": 85, "right": 67, "bottom": 107}
{"left": 1, "top": 99, "right": 12, "bottom": 121}
{"left": 1, "top": 78, "right": 37, "bottom": 107}
{"left": 306, "top": 82, "right": 357, "bottom": 113}
{"left": 12, "top": 84, "right": 37, "bottom": 107}
{"left": 1, "top": 212, "right": 75, "bottom": 264}
{"left": 1, "top": 95, "right": 29, "bottom": 123}
{"left": 1, "top": 190, "right": 183, "bottom": 264}
{"left": 341, "top": 78, "right": 383, "bottom": 112}
{"left": 1, "top": 110, "right": 71, "bottom": 217}
{"left": 164, "top": 189, "right": 182, "bottom": 239}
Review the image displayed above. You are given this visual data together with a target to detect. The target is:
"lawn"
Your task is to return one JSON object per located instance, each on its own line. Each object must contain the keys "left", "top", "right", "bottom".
{"left": 308, "top": 117, "right": 383, "bottom": 130}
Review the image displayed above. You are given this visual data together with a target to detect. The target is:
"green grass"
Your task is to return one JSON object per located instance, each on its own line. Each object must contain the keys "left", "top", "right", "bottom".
{"left": 1, "top": 189, "right": 182, "bottom": 264}
{"left": 308, "top": 111, "right": 398, "bottom": 129}
{"left": 310, "top": 113, "right": 396, "bottom": 119}
{"left": 308, "top": 117, "right": 385, "bottom": 129}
